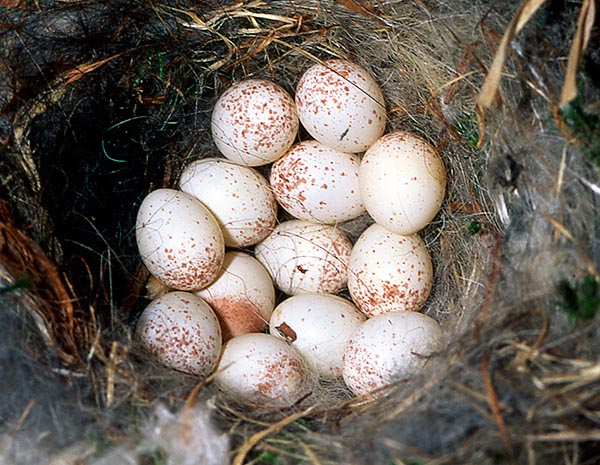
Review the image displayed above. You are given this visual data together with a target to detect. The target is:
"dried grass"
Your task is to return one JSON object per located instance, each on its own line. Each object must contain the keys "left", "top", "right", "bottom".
{"left": 0, "top": 0, "right": 599, "bottom": 464}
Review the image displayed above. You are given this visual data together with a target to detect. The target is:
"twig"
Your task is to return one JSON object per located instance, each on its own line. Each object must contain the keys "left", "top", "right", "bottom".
{"left": 0, "top": 398, "right": 37, "bottom": 454}
{"left": 232, "top": 405, "right": 316, "bottom": 465}
{"left": 482, "top": 351, "right": 516, "bottom": 464}
{"left": 524, "top": 430, "right": 600, "bottom": 442}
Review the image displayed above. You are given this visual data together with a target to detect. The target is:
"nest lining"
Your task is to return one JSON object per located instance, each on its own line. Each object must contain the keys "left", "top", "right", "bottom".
{"left": 0, "top": 0, "right": 599, "bottom": 464}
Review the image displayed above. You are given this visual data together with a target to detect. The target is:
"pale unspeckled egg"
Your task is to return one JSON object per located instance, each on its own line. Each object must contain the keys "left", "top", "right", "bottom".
{"left": 254, "top": 220, "right": 353, "bottom": 295}
{"left": 211, "top": 79, "right": 299, "bottom": 166}
{"left": 269, "top": 294, "right": 366, "bottom": 379}
{"left": 342, "top": 311, "right": 443, "bottom": 396}
{"left": 195, "top": 251, "right": 275, "bottom": 340}
{"left": 179, "top": 158, "right": 277, "bottom": 247}
{"left": 295, "top": 60, "right": 386, "bottom": 153}
{"left": 347, "top": 223, "right": 433, "bottom": 317}
{"left": 135, "top": 189, "right": 225, "bottom": 291}
{"left": 214, "top": 333, "right": 313, "bottom": 408}
{"left": 134, "top": 291, "right": 222, "bottom": 376}
{"left": 360, "top": 131, "right": 446, "bottom": 235}
{"left": 269, "top": 140, "right": 365, "bottom": 224}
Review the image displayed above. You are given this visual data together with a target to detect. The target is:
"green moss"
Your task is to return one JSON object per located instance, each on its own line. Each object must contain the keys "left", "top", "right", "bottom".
{"left": 467, "top": 219, "right": 482, "bottom": 235}
{"left": 0, "top": 278, "right": 30, "bottom": 295}
{"left": 250, "top": 451, "right": 289, "bottom": 465}
{"left": 559, "top": 98, "right": 600, "bottom": 168}
{"left": 253, "top": 451, "right": 279, "bottom": 464}
{"left": 453, "top": 114, "right": 481, "bottom": 150}
{"left": 558, "top": 274, "right": 600, "bottom": 324}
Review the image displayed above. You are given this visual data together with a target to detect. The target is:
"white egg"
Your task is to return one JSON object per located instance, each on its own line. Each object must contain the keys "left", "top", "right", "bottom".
{"left": 214, "top": 333, "right": 312, "bottom": 408}
{"left": 254, "top": 220, "right": 353, "bottom": 295}
{"left": 135, "top": 189, "right": 225, "bottom": 291}
{"left": 269, "top": 140, "right": 365, "bottom": 224}
{"left": 134, "top": 291, "right": 222, "bottom": 376}
{"left": 211, "top": 79, "right": 299, "bottom": 166}
{"left": 195, "top": 251, "right": 275, "bottom": 340}
{"left": 269, "top": 294, "right": 366, "bottom": 379}
{"left": 343, "top": 311, "right": 443, "bottom": 396}
{"left": 295, "top": 60, "right": 386, "bottom": 153}
{"left": 347, "top": 224, "right": 433, "bottom": 317}
{"left": 179, "top": 158, "right": 278, "bottom": 247}
{"left": 359, "top": 131, "right": 446, "bottom": 234}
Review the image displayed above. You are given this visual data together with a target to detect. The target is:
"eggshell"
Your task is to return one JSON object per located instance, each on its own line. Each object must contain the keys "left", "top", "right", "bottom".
{"left": 359, "top": 131, "right": 446, "bottom": 234}
{"left": 269, "top": 294, "right": 365, "bottom": 379}
{"left": 179, "top": 158, "right": 278, "bottom": 247}
{"left": 135, "top": 189, "right": 225, "bottom": 291}
{"left": 214, "top": 333, "right": 312, "bottom": 408}
{"left": 254, "top": 220, "right": 353, "bottom": 295}
{"left": 269, "top": 140, "right": 365, "bottom": 224}
{"left": 134, "top": 291, "right": 222, "bottom": 376}
{"left": 347, "top": 223, "right": 433, "bottom": 317}
{"left": 211, "top": 79, "right": 299, "bottom": 166}
{"left": 195, "top": 251, "right": 275, "bottom": 340}
{"left": 295, "top": 60, "right": 386, "bottom": 153}
{"left": 342, "top": 311, "right": 443, "bottom": 396}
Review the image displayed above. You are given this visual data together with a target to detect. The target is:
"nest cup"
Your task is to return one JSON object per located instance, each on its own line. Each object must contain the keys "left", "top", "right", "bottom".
{"left": 1, "top": 1, "right": 599, "bottom": 464}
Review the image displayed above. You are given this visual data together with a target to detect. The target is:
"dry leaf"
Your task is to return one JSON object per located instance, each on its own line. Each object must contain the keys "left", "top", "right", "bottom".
{"left": 477, "top": 0, "right": 546, "bottom": 108}
{"left": 276, "top": 321, "right": 297, "bottom": 342}
{"left": 560, "top": 0, "right": 596, "bottom": 106}
{"left": 336, "top": 0, "right": 378, "bottom": 17}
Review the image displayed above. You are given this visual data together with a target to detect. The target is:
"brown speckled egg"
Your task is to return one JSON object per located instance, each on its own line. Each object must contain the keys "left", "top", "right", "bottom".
{"left": 211, "top": 79, "right": 299, "bottom": 166}
{"left": 360, "top": 131, "right": 446, "bottom": 234}
{"left": 195, "top": 251, "right": 275, "bottom": 340}
{"left": 254, "top": 220, "right": 353, "bottom": 295}
{"left": 179, "top": 158, "right": 278, "bottom": 247}
{"left": 269, "top": 294, "right": 366, "bottom": 379}
{"left": 295, "top": 60, "right": 386, "bottom": 153}
{"left": 342, "top": 311, "right": 442, "bottom": 396}
{"left": 347, "top": 224, "right": 433, "bottom": 317}
{"left": 135, "top": 189, "right": 225, "bottom": 291}
{"left": 134, "top": 291, "right": 222, "bottom": 376}
{"left": 270, "top": 140, "right": 365, "bottom": 224}
{"left": 214, "top": 333, "right": 313, "bottom": 408}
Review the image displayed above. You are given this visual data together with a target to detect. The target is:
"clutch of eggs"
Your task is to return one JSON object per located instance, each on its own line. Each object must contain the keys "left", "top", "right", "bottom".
{"left": 133, "top": 59, "right": 448, "bottom": 403}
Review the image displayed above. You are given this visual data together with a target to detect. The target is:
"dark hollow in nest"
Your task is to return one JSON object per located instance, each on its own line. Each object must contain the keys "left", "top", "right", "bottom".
{"left": 1, "top": 1, "right": 599, "bottom": 464}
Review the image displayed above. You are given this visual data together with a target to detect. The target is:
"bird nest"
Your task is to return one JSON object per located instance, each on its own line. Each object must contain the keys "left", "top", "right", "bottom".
{"left": 1, "top": 1, "right": 599, "bottom": 464}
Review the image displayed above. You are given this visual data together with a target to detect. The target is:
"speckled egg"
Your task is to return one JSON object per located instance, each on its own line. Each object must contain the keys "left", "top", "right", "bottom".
{"left": 214, "top": 333, "right": 313, "bottom": 408}
{"left": 360, "top": 131, "right": 446, "bottom": 234}
{"left": 347, "top": 223, "right": 433, "bottom": 317}
{"left": 254, "top": 220, "right": 353, "bottom": 295}
{"left": 295, "top": 60, "right": 386, "bottom": 153}
{"left": 342, "top": 311, "right": 443, "bottom": 396}
{"left": 135, "top": 189, "right": 225, "bottom": 291}
{"left": 269, "top": 140, "right": 365, "bottom": 224}
{"left": 195, "top": 251, "right": 275, "bottom": 340}
{"left": 134, "top": 291, "right": 222, "bottom": 376}
{"left": 179, "top": 158, "right": 278, "bottom": 247}
{"left": 269, "top": 294, "right": 366, "bottom": 379}
{"left": 211, "top": 79, "right": 299, "bottom": 166}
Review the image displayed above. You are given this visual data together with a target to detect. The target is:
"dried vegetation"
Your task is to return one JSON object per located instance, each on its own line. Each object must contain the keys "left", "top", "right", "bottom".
{"left": 0, "top": 0, "right": 599, "bottom": 464}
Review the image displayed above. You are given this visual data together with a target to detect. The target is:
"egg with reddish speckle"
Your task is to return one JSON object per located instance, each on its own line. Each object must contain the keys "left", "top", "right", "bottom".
{"left": 179, "top": 158, "right": 277, "bottom": 247}
{"left": 195, "top": 251, "right": 275, "bottom": 340}
{"left": 214, "top": 333, "right": 313, "bottom": 407}
{"left": 211, "top": 79, "right": 299, "bottom": 166}
{"left": 347, "top": 224, "right": 432, "bottom": 317}
{"left": 134, "top": 291, "right": 222, "bottom": 376}
{"left": 360, "top": 131, "right": 446, "bottom": 234}
{"left": 342, "top": 311, "right": 443, "bottom": 396}
{"left": 254, "top": 220, "right": 353, "bottom": 295}
{"left": 269, "top": 294, "right": 365, "bottom": 379}
{"left": 295, "top": 60, "right": 386, "bottom": 153}
{"left": 135, "top": 189, "right": 225, "bottom": 291}
{"left": 270, "top": 140, "right": 365, "bottom": 224}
